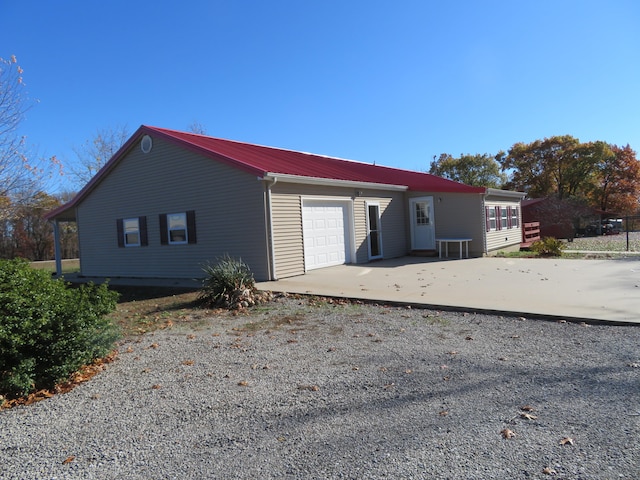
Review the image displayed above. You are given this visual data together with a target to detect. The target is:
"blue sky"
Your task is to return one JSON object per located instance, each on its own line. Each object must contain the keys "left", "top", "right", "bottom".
{"left": 2, "top": 1, "right": 639, "bottom": 192}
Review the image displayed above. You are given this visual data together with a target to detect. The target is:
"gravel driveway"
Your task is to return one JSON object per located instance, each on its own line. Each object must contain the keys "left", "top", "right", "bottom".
{"left": 2, "top": 297, "right": 639, "bottom": 479}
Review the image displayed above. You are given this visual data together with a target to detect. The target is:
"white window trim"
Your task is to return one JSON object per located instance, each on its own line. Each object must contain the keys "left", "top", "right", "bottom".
{"left": 123, "top": 217, "right": 141, "bottom": 247}
{"left": 511, "top": 207, "right": 519, "bottom": 228}
{"left": 167, "top": 212, "right": 188, "bottom": 245}
{"left": 488, "top": 208, "right": 497, "bottom": 231}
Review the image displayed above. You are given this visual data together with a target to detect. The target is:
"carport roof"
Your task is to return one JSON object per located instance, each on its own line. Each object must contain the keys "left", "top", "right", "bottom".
{"left": 46, "top": 125, "right": 486, "bottom": 221}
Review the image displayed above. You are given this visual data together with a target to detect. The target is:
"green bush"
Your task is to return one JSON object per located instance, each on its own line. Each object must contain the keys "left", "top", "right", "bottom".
{"left": 0, "top": 259, "right": 119, "bottom": 398}
{"left": 199, "top": 255, "right": 258, "bottom": 309}
{"left": 531, "top": 237, "right": 565, "bottom": 257}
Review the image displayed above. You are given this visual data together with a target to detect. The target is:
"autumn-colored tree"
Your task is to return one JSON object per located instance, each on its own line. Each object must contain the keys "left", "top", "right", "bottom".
{"left": 70, "top": 125, "right": 130, "bottom": 187}
{"left": 53, "top": 190, "right": 79, "bottom": 259}
{"left": 429, "top": 153, "right": 507, "bottom": 188}
{"left": 500, "top": 135, "right": 599, "bottom": 199}
{"left": 6, "top": 192, "right": 61, "bottom": 260}
{"left": 588, "top": 144, "right": 640, "bottom": 215}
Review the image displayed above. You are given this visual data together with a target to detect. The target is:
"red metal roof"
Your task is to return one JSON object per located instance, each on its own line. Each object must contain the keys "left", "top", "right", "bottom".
{"left": 147, "top": 126, "right": 486, "bottom": 193}
{"left": 46, "top": 125, "right": 485, "bottom": 221}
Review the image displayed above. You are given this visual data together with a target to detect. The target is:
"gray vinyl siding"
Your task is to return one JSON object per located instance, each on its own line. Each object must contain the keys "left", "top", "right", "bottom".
{"left": 270, "top": 192, "right": 304, "bottom": 278}
{"left": 484, "top": 199, "right": 523, "bottom": 252}
{"left": 270, "top": 183, "right": 407, "bottom": 278}
{"left": 354, "top": 192, "right": 406, "bottom": 263}
{"left": 76, "top": 136, "right": 270, "bottom": 280}
{"left": 430, "top": 193, "right": 485, "bottom": 256}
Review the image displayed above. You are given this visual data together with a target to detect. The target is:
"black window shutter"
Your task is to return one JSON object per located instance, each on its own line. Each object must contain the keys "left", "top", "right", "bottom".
{"left": 159, "top": 214, "right": 168, "bottom": 245}
{"left": 116, "top": 219, "right": 124, "bottom": 247}
{"left": 139, "top": 216, "right": 148, "bottom": 246}
{"left": 187, "top": 210, "right": 197, "bottom": 244}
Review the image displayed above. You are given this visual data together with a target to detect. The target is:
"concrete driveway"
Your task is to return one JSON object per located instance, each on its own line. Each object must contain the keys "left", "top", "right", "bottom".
{"left": 257, "top": 256, "right": 640, "bottom": 324}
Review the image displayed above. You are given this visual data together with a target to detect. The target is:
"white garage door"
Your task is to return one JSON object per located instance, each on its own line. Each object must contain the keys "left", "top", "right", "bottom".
{"left": 302, "top": 200, "right": 351, "bottom": 271}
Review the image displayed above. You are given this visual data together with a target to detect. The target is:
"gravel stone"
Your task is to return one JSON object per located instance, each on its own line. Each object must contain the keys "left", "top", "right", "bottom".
{"left": 1, "top": 297, "right": 639, "bottom": 479}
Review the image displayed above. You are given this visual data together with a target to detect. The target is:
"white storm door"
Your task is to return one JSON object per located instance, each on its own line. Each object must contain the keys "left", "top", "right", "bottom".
{"left": 409, "top": 197, "right": 435, "bottom": 250}
{"left": 302, "top": 200, "right": 351, "bottom": 271}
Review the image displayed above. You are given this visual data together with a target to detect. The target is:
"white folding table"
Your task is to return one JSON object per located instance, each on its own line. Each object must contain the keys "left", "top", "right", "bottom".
{"left": 436, "top": 238, "right": 472, "bottom": 259}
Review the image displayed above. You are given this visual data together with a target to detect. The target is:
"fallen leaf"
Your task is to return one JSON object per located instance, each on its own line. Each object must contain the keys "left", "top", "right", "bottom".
{"left": 465, "top": 336, "right": 473, "bottom": 341}
{"left": 405, "top": 369, "right": 413, "bottom": 374}
{"left": 439, "top": 410, "right": 449, "bottom": 416}
{"left": 501, "top": 428, "right": 516, "bottom": 439}
{"left": 520, "top": 413, "right": 538, "bottom": 420}
{"left": 542, "top": 466, "right": 557, "bottom": 475}
{"left": 559, "top": 436, "right": 574, "bottom": 446}
{"left": 151, "top": 384, "right": 162, "bottom": 390}
{"left": 150, "top": 343, "right": 159, "bottom": 349}
{"left": 298, "top": 384, "right": 319, "bottom": 391}
{"left": 521, "top": 405, "right": 536, "bottom": 412}
{"left": 627, "top": 362, "right": 640, "bottom": 368}
{"left": 447, "top": 351, "right": 458, "bottom": 355}
{"left": 62, "top": 456, "right": 75, "bottom": 464}
{"left": 238, "top": 381, "right": 249, "bottom": 387}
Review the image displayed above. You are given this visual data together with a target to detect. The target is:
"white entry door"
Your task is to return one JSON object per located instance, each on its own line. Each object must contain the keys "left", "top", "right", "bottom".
{"left": 409, "top": 197, "right": 435, "bottom": 250}
{"left": 302, "top": 200, "right": 351, "bottom": 271}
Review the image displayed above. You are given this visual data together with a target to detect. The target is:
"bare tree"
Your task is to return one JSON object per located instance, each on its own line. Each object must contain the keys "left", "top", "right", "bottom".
{"left": 0, "top": 55, "right": 47, "bottom": 214}
{"left": 188, "top": 121, "right": 207, "bottom": 135}
{"left": 69, "top": 125, "right": 130, "bottom": 187}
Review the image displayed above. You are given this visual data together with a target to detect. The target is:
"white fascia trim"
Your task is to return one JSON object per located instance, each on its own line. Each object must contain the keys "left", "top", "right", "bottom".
{"left": 484, "top": 187, "right": 526, "bottom": 199}
{"left": 262, "top": 173, "right": 408, "bottom": 192}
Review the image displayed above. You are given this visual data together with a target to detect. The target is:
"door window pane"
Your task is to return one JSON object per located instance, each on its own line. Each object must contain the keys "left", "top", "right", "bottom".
{"left": 415, "top": 202, "right": 429, "bottom": 225}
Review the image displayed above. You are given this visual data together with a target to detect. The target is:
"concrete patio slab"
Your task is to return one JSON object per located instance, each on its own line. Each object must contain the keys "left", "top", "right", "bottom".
{"left": 257, "top": 256, "right": 640, "bottom": 324}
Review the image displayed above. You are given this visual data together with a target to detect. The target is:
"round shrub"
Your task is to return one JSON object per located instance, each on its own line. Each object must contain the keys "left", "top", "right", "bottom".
{"left": 0, "top": 259, "right": 119, "bottom": 398}
{"left": 531, "top": 237, "right": 565, "bottom": 257}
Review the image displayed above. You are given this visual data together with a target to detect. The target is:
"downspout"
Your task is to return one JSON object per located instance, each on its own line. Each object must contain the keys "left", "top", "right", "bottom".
{"left": 52, "top": 220, "right": 62, "bottom": 276}
{"left": 263, "top": 176, "right": 278, "bottom": 280}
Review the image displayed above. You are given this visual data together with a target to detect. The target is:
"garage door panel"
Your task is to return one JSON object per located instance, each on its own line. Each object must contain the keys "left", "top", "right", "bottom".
{"left": 302, "top": 201, "right": 350, "bottom": 271}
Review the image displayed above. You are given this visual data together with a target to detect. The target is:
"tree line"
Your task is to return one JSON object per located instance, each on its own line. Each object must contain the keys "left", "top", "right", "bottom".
{"left": 430, "top": 136, "right": 640, "bottom": 216}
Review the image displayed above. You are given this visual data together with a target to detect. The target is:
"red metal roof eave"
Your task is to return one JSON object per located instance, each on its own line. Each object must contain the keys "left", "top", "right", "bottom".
{"left": 146, "top": 126, "right": 267, "bottom": 177}
{"left": 45, "top": 125, "right": 489, "bottom": 221}
{"left": 148, "top": 126, "right": 487, "bottom": 193}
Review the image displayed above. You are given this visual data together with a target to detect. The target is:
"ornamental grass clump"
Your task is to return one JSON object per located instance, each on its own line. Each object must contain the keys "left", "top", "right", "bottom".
{"left": 199, "top": 255, "right": 270, "bottom": 310}
{"left": 0, "top": 259, "right": 119, "bottom": 398}
{"left": 531, "top": 237, "right": 565, "bottom": 257}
